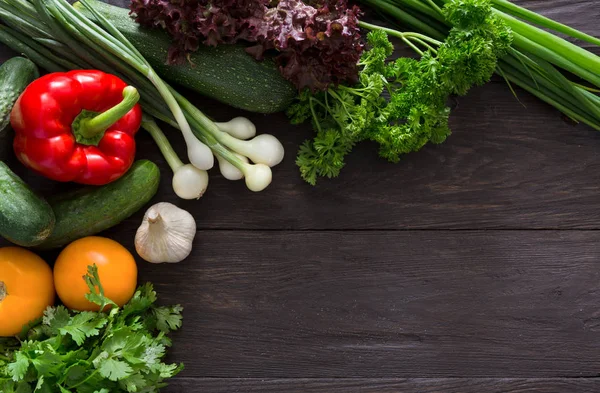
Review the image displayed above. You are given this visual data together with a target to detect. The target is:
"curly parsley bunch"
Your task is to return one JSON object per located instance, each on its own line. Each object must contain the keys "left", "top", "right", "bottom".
{"left": 288, "top": 0, "right": 512, "bottom": 185}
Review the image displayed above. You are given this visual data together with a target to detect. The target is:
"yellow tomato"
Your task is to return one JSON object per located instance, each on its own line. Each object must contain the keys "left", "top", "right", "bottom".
{"left": 0, "top": 247, "right": 55, "bottom": 336}
{"left": 54, "top": 236, "right": 137, "bottom": 311}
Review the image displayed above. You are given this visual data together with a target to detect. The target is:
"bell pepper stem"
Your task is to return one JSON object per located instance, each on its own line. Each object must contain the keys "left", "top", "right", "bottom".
{"left": 76, "top": 85, "right": 139, "bottom": 139}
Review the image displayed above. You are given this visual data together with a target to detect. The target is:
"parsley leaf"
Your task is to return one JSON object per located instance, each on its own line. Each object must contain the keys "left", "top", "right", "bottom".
{"left": 289, "top": 0, "right": 512, "bottom": 184}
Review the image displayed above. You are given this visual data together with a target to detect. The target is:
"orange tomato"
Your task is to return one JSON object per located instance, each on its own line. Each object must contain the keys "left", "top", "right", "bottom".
{"left": 0, "top": 247, "right": 55, "bottom": 336}
{"left": 54, "top": 236, "right": 137, "bottom": 311}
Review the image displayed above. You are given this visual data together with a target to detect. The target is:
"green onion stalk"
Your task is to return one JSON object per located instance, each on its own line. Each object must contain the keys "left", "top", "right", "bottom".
{"left": 0, "top": 0, "right": 276, "bottom": 192}
{"left": 357, "top": 0, "right": 600, "bottom": 131}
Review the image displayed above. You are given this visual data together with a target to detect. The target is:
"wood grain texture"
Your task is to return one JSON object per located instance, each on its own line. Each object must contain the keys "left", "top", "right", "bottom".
{"left": 166, "top": 378, "right": 600, "bottom": 393}
{"left": 91, "top": 230, "right": 600, "bottom": 379}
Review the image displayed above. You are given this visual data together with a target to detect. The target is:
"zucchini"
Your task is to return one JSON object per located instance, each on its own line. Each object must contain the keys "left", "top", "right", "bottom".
{"left": 74, "top": 1, "right": 296, "bottom": 114}
{"left": 38, "top": 160, "right": 160, "bottom": 249}
{"left": 0, "top": 57, "right": 39, "bottom": 134}
{"left": 0, "top": 162, "right": 55, "bottom": 246}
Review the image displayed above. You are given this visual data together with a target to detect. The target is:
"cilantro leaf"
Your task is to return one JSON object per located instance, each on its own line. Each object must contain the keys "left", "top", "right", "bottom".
{"left": 62, "top": 360, "right": 89, "bottom": 387}
{"left": 158, "top": 362, "right": 184, "bottom": 379}
{"left": 141, "top": 341, "right": 166, "bottom": 368}
{"left": 33, "top": 376, "right": 43, "bottom": 392}
{"left": 96, "top": 357, "right": 133, "bottom": 381}
{"left": 30, "top": 344, "right": 63, "bottom": 377}
{"left": 42, "top": 307, "right": 70, "bottom": 335}
{"left": 153, "top": 305, "right": 183, "bottom": 333}
{"left": 1, "top": 265, "right": 183, "bottom": 392}
{"left": 59, "top": 312, "right": 108, "bottom": 346}
{"left": 121, "top": 283, "right": 156, "bottom": 319}
{"left": 120, "top": 372, "right": 147, "bottom": 392}
{"left": 84, "top": 265, "right": 118, "bottom": 310}
{"left": 7, "top": 352, "right": 29, "bottom": 381}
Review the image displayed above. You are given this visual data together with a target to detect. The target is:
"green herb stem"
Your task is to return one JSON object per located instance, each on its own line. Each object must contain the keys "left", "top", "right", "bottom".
{"left": 359, "top": 21, "right": 440, "bottom": 54}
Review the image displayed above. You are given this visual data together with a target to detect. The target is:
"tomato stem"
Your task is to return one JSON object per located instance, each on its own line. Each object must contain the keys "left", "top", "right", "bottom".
{"left": 0, "top": 281, "right": 6, "bottom": 302}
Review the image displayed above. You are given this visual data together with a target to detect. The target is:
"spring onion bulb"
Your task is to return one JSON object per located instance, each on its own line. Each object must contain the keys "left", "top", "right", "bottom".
{"left": 172, "top": 164, "right": 209, "bottom": 199}
{"left": 182, "top": 130, "right": 214, "bottom": 170}
{"left": 216, "top": 152, "right": 247, "bottom": 181}
{"left": 242, "top": 163, "right": 272, "bottom": 192}
{"left": 215, "top": 117, "right": 257, "bottom": 140}
{"left": 142, "top": 117, "right": 209, "bottom": 199}
{"left": 219, "top": 133, "right": 285, "bottom": 167}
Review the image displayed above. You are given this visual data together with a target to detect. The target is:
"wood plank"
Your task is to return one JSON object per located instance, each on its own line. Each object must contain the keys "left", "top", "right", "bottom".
{"left": 165, "top": 378, "right": 600, "bottom": 393}
{"left": 44, "top": 230, "right": 598, "bottom": 379}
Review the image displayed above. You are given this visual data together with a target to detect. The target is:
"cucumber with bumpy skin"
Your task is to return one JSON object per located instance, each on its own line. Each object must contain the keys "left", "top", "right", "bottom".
{"left": 0, "top": 162, "right": 55, "bottom": 246}
{"left": 0, "top": 57, "right": 38, "bottom": 134}
{"left": 74, "top": 0, "right": 296, "bottom": 114}
{"left": 38, "top": 160, "right": 160, "bottom": 250}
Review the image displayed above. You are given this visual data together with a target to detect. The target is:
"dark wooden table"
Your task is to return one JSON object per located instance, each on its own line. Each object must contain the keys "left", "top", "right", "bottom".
{"left": 2, "top": 1, "right": 600, "bottom": 392}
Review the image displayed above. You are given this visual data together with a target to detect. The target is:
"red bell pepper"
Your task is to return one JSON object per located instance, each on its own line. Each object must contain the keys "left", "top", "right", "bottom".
{"left": 11, "top": 70, "right": 143, "bottom": 185}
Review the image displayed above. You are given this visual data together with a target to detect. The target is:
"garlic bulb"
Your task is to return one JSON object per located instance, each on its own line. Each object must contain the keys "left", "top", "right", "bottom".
{"left": 135, "top": 202, "right": 196, "bottom": 263}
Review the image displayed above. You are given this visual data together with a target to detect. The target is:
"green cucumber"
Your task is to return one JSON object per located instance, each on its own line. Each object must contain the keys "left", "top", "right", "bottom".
{"left": 38, "top": 160, "right": 160, "bottom": 250}
{"left": 74, "top": 1, "right": 296, "bottom": 114}
{"left": 0, "top": 162, "right": 55, "bottom": 246}
{"left": 0, "top": 57, "right": 39, "bottom": 134}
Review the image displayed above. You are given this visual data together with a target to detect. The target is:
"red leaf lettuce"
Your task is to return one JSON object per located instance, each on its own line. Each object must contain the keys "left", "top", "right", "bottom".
{"left": 130, "top": 0, "right": 364, "bottom": 91}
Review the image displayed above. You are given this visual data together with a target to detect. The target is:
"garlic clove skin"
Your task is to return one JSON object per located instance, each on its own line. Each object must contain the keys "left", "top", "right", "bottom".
{"left": 135, "top": 202, "right": 197, "bottom": 263}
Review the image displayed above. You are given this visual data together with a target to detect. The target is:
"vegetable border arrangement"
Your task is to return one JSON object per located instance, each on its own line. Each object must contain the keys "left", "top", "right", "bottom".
{"left": 0, "top": 0, "right": 599, "bottom": 391}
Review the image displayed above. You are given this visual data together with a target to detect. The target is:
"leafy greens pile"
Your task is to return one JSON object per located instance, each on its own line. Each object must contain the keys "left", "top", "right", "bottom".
{"left": 130, "top": 0, "right": 363, "bottom": 91}
{"left": 288, "top": 0, "right": 512, "bottom": 185}
{"left": 0, "top": 266, "right": 183, "bottom": 393}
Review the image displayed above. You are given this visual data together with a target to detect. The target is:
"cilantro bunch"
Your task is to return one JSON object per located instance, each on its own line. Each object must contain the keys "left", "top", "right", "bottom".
{"left": 0, "top": 266, "right": 183, "bottom": 393}
{"left": 287, "top": 0, "right": 512, "bottom": 185}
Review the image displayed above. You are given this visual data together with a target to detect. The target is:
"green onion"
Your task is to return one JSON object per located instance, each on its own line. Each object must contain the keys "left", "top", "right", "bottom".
{"left": 357, "top": 0, "right": 600, "bottom": 131}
